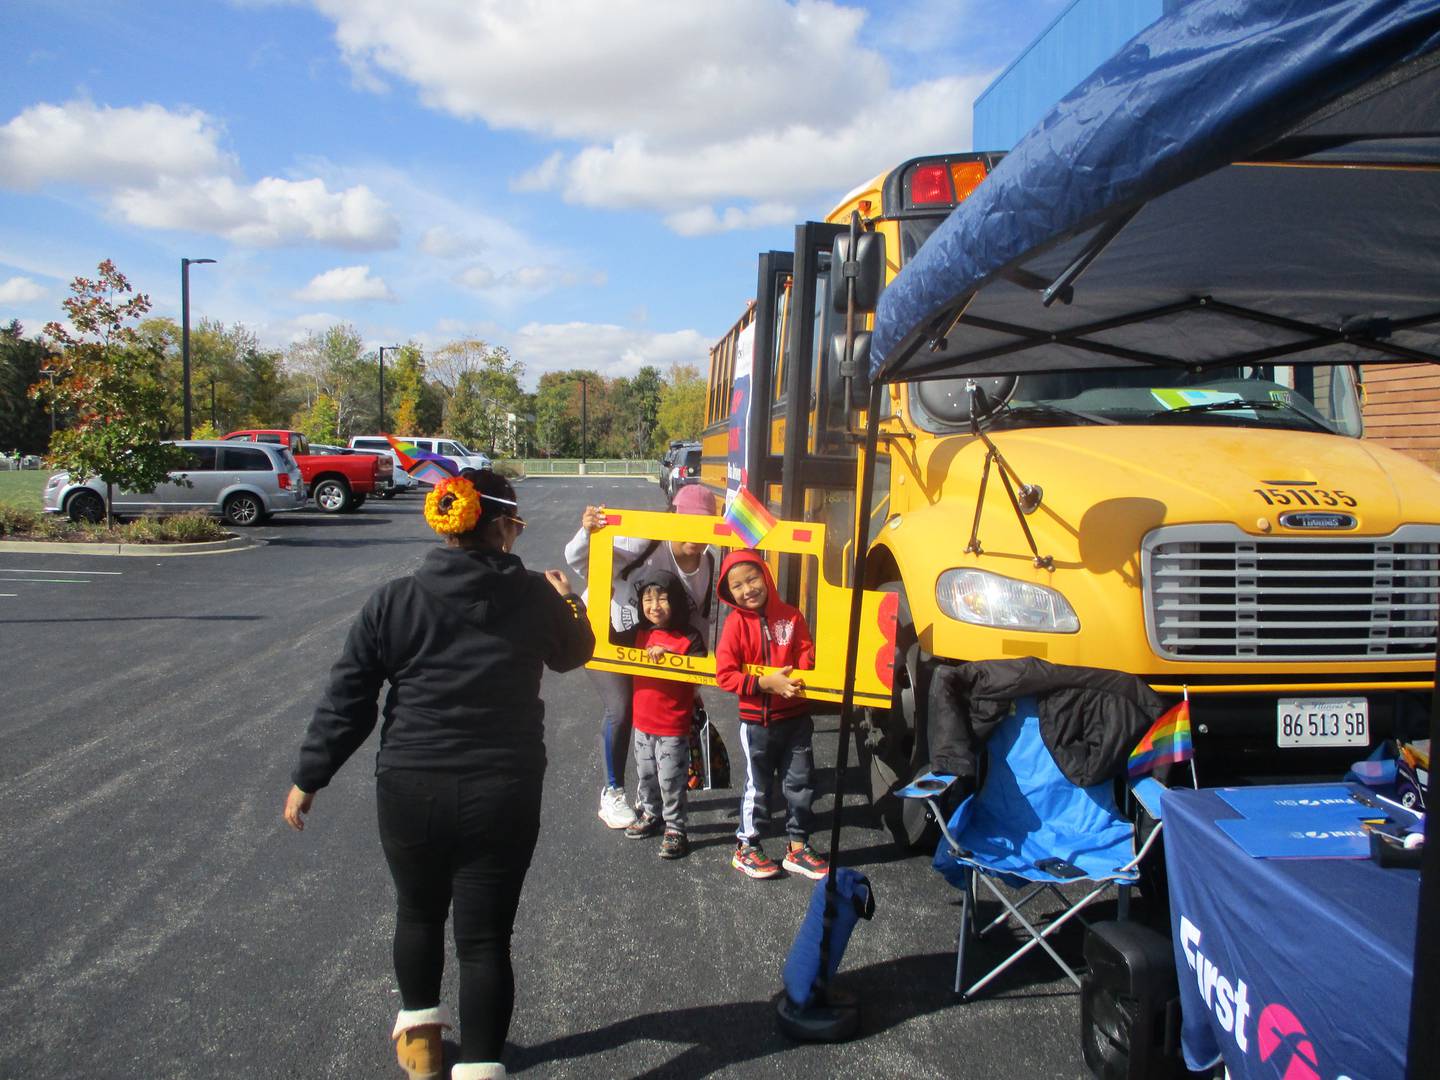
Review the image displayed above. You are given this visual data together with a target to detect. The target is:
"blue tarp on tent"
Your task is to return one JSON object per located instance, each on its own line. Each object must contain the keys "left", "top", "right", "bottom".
{"left": 870, "top": 0, "right": 1440, "bottom": 383}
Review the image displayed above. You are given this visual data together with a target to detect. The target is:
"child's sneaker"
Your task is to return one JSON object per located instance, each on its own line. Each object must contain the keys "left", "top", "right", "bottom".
{"left": 659, "top": 830, "right": 689, "bottom": 859}
{"left": 732, "top": 842, "right": 782, "bottom": 879}
{"left": 782, "top": 843, "right": 828, "bottom": 880}
{"left": 625, "top": 812, "right": 662, "bottom": 839}
{"left": 598, "top": 786, "right": 637, "bottom": 829}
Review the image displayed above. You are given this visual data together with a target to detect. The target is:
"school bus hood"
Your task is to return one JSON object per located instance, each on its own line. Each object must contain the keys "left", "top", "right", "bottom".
{"left": 920, "top": 425, "right": 1440, "bottom": 538}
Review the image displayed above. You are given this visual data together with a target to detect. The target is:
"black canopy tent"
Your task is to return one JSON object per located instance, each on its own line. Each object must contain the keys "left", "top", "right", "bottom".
{"left": 820, "top": 0, "right": 1440, "bottom": 1068}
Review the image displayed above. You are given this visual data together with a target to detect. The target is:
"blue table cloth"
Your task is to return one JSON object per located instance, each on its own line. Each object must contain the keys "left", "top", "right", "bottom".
{"left": 1161, "top": 787, "right": 1419, "bottom": 1080}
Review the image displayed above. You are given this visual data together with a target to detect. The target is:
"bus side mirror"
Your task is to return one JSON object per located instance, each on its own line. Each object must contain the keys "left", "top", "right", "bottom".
{"left": 831, "top": 331, "right": 872, "bottom": 409}
{"left": 831, "top": 233, "right": 884, "bottom": 315}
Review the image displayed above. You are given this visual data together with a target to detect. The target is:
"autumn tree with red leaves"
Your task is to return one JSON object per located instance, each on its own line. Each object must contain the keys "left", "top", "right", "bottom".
{"left": 32, "top": 260, "right": 187, "bottom": 525}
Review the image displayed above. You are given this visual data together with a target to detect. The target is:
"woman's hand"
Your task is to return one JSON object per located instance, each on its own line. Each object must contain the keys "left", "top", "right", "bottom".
{"left": 580, "top": 505, "right": 609, "bottom": 532}
{"left": 283, "top": 785, "right": 315, "bottom": 832}
{"left": 544, "top": 569, "right": 572, "bottom": 595}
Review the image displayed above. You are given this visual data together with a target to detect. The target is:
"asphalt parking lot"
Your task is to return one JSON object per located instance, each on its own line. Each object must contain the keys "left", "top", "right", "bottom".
{"left": 0, "top": 479, "right": 1102, "bottom": 1079}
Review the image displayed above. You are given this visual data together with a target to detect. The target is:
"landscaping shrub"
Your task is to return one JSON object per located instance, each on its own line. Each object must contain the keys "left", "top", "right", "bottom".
{"left": 0, "top": 507, "right": 228, "bottom": 543}
{"left": 493, "top": 459, "right": 525, "bottom": 480}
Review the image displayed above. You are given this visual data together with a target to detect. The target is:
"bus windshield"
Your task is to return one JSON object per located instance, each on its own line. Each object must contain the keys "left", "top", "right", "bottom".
{"left": 909, "top": 364, "right": 1364, "bottom": 437}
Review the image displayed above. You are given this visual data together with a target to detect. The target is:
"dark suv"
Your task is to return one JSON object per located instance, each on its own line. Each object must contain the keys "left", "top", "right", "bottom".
{"left": 662, "top": 442, "right": 702, "bottom": 503}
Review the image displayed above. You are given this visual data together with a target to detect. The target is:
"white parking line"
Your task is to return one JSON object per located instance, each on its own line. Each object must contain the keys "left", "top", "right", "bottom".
{"left": 0, "top": 577, "right": 88, "bottom": 583}
{"left": 0, "top": 568, "right": 122, "bottom": 575}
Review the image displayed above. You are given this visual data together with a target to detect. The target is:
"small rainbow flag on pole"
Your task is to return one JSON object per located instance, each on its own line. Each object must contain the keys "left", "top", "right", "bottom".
{"left": 1128, "top": 696, "right": 1195, "bottom": 778}
{"left": 385, "top": 434, "right": 459, "bottom": 485}
{"left": 724, "top": 486, "right": 778, "bottom": 547}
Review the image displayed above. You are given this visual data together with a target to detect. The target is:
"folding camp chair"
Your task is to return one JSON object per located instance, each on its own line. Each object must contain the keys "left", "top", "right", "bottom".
{"left": 899, "top": 696, "right": 1164, "bottom": 1000}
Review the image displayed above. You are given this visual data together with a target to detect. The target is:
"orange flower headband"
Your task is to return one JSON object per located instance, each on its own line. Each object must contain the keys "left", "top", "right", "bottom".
{"left": 423, "top": 476, "right": 517, "bottom": 536}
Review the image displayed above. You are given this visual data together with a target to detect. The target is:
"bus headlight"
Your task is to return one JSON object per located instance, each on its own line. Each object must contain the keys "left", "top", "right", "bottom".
{"left": 935, "top": 569, "right": 1079, "bottom": 633}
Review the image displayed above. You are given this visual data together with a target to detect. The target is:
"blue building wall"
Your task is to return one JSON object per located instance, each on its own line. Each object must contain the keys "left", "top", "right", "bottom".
{"left": 973, "top": 0, "right": 1171, "bottom": 151}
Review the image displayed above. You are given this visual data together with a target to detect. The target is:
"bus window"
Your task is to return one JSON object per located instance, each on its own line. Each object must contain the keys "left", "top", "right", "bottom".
{"left": 772, "top": 276, "right": 791, "bottom": 405}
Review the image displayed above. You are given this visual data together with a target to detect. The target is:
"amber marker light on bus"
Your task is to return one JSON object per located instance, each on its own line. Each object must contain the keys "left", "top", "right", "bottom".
{"left": 950, "top": 161, "right": 988, "bottom": 202}
{"left": 909, "top": 163, "right": 953, "bottom": 205}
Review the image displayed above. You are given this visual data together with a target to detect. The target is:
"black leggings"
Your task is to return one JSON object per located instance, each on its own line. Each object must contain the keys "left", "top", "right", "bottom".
{"left": 376, "top": 767, "right": 542, "bottom": 1063}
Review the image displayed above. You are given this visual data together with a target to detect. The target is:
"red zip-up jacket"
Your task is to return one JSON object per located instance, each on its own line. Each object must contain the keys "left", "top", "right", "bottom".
{"left": 714, "top": 549, "right": 815, "bottom": 726}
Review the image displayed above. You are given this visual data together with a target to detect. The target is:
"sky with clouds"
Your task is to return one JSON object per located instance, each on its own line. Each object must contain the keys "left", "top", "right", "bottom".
{"left": 1, "top": 0, "right": 1067, "bottom": 388}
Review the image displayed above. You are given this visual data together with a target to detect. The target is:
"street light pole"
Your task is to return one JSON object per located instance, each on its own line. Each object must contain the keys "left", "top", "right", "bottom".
{"left": 378, "top": 345, "right": 400, "bottom": 431}
{"left": 181, "top": 257, "right": 216, "bottom": 439}
{"left": 579, "top": 374, "right": 588, "bottom": 476}
{"left": 209, "top": 376, "right": 217, "bottom": 429}
{"left": 46, "top": 369, "right": 56, "bottom": 438}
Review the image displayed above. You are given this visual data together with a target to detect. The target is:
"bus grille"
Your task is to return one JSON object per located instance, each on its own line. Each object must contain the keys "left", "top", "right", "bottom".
{"left": 1142, "top": 524, "right": 1440, "bottom": 661}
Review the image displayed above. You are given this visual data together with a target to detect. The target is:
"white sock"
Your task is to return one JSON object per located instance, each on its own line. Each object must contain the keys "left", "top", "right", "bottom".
{"left": 451, "top": 1064, "right": 506, "bottom": 1080}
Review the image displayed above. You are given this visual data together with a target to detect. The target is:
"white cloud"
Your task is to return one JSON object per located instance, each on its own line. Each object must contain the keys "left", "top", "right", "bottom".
{"left": 419, "top": 225, "right": 484, "bottom": 258}
{"left": 665, "top": 201, "right": 799, "bottom": 237}
{"left": 0, "top": 99, "right": 399, "bottom": 249}
{"left": 455, "top": 263, "right": 605, "bottom": 297}
{"left": 295, "top": 264, "right": 394, "bottom": 302}
{"left": 316, "top": 0, "right": 882, "bottom": 142}
{"left": 0, "top": 101, "right": 227, "bottom": 190}
{"left": 509, "top": 321, "right": 709, "bottom": 383}
{"left": 113, "top": 175, "right": 398, "bottom": 249}
{"left": 309, "top": 1, "right": 991, "bottom": 233}
{"left": 0, "top": 276, "right": 47, "bottom": 304}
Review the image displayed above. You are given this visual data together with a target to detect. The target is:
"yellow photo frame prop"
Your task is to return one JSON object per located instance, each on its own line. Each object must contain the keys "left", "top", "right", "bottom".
{"left": 583, "top": 507, "right": 898, "bottom": 709}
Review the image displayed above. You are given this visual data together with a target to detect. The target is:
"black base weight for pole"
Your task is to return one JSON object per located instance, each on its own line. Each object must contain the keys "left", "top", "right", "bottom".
{"left": 774, "top": 989, "right": 861, "bottom": 1043}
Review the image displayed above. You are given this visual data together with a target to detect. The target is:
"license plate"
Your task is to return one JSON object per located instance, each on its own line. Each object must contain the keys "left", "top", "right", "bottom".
{"left": 1277, "top": 698, "right": 1369, "bottom": 748}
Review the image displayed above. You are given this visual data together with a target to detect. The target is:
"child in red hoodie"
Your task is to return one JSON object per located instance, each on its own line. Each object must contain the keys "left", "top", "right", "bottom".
{"left": 714, "top": 548, "right": 829, "bottom": 880}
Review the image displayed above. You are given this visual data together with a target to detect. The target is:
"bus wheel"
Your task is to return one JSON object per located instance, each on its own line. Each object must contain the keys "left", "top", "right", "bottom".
{"left": 858, "top": 585, "right": 941, "bottom": 853}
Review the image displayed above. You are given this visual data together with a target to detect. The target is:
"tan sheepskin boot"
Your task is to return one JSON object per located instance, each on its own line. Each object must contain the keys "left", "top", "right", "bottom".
{"left": 391, "top": 1006, "right": 450, "bottom": 1080}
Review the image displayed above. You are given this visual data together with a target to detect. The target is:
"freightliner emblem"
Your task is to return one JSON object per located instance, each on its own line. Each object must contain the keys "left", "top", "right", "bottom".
{"left": 1279, "top": 512, "right": 1356, "bottom": 530}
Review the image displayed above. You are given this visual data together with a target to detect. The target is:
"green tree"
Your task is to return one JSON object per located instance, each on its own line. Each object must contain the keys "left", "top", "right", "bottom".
{"left": 292, "top": 392, "right": 340, "bottom": 445}
{"left": 35, "top": 260, "right": 187, "bottom": 525}
{"left": 655, "top": 363, "right": 706, "bottom": 452}
{"left": 534, "top": 371, "right": 581, "bottom": 457}
{"left": 0, "top": 321, "right": 54, "bottom": 453}
{"left": 383, "top": 344, "right": 426, "bottom": 434}
{"left": 608, "top": 365, "right": 662, "bottom": 458}
{"left": 432, "top": 339, "right": 525, "bottom": 451}
{"left": 288, "top": 325, "right": 375, "bottom": 437}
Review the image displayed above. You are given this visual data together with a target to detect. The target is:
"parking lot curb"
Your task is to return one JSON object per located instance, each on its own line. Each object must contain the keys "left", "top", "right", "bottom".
{"left": 0, "top": 533, "right": 259, "bottom": 557}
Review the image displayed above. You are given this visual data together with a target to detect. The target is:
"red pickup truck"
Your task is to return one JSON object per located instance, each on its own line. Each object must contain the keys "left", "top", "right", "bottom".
{"left": 223, "top": 429, "right": 392, "bottom": 513}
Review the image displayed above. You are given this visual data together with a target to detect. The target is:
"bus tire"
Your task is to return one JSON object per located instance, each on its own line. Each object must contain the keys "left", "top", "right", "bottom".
{"left": 858, "top": 584, "right": 941, "bottom": 853}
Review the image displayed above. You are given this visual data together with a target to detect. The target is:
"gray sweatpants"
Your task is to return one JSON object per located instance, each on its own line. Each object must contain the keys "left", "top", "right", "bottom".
{"left": 633, "top": 730, "right": 690, "bottom": 833}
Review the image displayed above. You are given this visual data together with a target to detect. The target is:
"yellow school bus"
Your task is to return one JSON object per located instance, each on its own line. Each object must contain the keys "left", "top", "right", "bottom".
{"left": 699, "top": 152, "right": 1440, "bottom": 846}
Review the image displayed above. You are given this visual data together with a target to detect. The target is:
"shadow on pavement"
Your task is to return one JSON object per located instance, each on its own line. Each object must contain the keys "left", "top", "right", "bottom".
{"left": 504, "top": 952, "right": 961, "bottom": 1077}
{"left": 0, "top": 614, "right": 266, "bottom": 623}
{"left": 263, "top": 535, "right": 421, "bottom": 549}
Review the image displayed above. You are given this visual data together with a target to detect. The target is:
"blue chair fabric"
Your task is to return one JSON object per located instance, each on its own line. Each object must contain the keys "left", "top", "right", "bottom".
{"left": 917, "top": 696, "right": 1161, "bottom": 999}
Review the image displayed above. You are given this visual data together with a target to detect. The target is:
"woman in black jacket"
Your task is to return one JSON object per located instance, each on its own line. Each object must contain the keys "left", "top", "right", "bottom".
{"left": 283, "top": 470, "right": 594, "bottom": 1080}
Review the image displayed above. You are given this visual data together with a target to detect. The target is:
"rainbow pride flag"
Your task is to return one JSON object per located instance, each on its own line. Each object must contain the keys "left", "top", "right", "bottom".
{"left": 724, "top": 486, "right": 777, "bottom": 547}
{"left": 385, "top": 434, "right": 458, "bottom": 484}
{"left": 1128, "top": 699, "right": 1194, "bottom": 778}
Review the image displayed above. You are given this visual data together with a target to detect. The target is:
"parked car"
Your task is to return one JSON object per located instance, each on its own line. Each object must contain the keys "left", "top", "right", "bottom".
{"left": 350, "top": 435, "right": 492, "bottom": 478}
{"left": 310, "top": 443, "right": 416, "bottom": 498}
{"left": 224, "top": 429, "right": 392, "bottom": 513}
{"left": 662, "top": 441, "right": 702, "bottom": 503}
{"left": 41, "top": 440, "right": 305, "bottom": 526}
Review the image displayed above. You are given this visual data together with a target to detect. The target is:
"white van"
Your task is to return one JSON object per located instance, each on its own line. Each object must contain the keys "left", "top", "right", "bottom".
{"left": 342, "top": 438, "right": 418, "bottom": 493}
{"left": 350, "top": 436, "right": 492, "bottom": 476}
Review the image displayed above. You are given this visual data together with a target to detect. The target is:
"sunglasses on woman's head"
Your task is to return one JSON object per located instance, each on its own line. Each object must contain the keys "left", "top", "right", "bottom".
{"left": 506, "top": 515, "right": 526, "bottom": 532}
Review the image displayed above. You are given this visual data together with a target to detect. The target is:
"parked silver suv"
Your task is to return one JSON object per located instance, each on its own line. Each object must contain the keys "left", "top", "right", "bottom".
{"left": 41, "top": 440, "right": 306, "bottom": 526}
